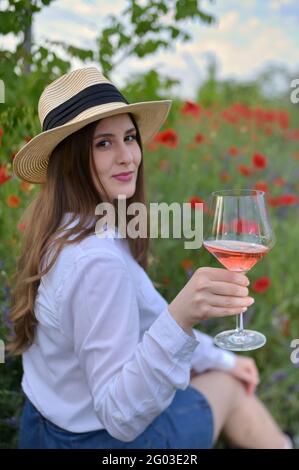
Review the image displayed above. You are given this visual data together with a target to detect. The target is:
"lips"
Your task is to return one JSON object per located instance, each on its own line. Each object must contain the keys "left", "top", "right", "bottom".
{"left": 113, "top": 171, "right": 134, "bottom": 177}
{"left": 112, "top": 171, "right": 134, "bottom": 182}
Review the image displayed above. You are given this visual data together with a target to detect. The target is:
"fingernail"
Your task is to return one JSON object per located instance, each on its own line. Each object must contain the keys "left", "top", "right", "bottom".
{"left": 248, "top": 297, "right": 255, "bottom": 305}
{"left": 241, "top": 307, "right": 248, "bottom": 313}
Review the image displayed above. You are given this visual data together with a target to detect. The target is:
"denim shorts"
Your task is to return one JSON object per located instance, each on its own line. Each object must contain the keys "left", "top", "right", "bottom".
{"left": 18, "top": 386, "right": 214, "bottom": 449}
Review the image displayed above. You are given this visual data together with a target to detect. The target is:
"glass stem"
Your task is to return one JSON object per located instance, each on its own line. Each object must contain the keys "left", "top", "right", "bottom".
{"left": 235, "top": 269, "right": 247, "bottom": 334}
{"left": 236, "top": 312, "right": 244, "bottom": 334}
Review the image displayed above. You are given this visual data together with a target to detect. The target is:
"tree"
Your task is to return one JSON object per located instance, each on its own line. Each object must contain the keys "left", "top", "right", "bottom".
{"left": 96, "top": 0, "right": 215, "bottom": 76}
{"left": 0, "top": 0, "right": 216, "bottom": 106}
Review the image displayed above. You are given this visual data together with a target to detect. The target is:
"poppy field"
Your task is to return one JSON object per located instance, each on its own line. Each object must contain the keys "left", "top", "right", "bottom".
{"left": 0, "top": 96, "right": 299, "bottom": 447}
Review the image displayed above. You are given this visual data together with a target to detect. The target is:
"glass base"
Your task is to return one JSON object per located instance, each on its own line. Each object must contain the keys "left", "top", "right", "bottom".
{"left": 214, "top": 329, "right": 266, "bottom": 352}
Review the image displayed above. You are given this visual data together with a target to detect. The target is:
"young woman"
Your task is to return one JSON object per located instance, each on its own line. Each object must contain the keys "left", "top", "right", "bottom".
{"left": 9, "top": 67, "right": 290, "bottom": 449}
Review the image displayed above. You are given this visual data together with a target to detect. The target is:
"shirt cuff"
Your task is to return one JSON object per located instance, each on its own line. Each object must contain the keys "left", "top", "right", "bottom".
{"left": 214, "top": 349, "right": 237, "bottom": 370}
{"left": 191, "top": 328, "right": 237, "bottom": 372}
{"left": 148, "top": 307, "right": 199, "bottom": 362}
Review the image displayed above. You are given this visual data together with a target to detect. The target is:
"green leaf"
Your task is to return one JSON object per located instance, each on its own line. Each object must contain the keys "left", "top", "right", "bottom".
{"left": 169, "top": 26, "right": 180, "bottom": 39}
{"left": 175, "top": 0, "right": 215, "bottom": 23}
{"left": 135, "top": 39, "right": 168, "bottom": 58}
{"left": 65, "top": 45, "right": 94, "bottom": 62}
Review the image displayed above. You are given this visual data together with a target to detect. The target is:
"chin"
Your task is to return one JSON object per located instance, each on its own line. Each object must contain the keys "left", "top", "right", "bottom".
{"left": 112, "top": 186, "right": 136, "bottom": 200}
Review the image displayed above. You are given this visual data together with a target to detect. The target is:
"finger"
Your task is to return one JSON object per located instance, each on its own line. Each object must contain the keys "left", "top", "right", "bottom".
{"left": 199, "top": 267, "right": 249, "bottom": 286}
{"left": 237, "top": 373, "right": 257, "bottom": 395}
{"left": 246, "top": 375, "right": 259, "bottom": 391}
{"left": 237, "top": 377, "right": 253, "bottom": 395}
{"left": 210, "top": 281, "right": 249, "bottom": 297}
{"left": 252, "top": 364, "right": 260, "bottom": 381}
{"left": 236, "top": 367, "right": 257, "bottom": 383}
{"left": 247, "top": 382, "right": 257, "bottom": 395}
{"left": 207, "top": 306, "right": 249, "bottom": 317}
{"left": 243, "top": 365, "right": 258, "bottom": 379}
{"left": 244, "top": 363, "right": 260, "bottom": 383}
{"left": 206, "top": 293, "right": 255, "bottom": 309}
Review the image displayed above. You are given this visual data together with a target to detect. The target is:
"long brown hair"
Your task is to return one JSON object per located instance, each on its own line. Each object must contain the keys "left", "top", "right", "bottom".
{"left": 7, "top": 113, "right": 149, "bottom": 356}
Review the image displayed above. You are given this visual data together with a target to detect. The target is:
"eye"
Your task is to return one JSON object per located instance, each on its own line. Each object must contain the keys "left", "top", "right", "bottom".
{"left": 125, "top": 134, "right": 137, "bottom": 142}
{"left": 95, "top": 134, "right": 137, "bottom": 148}
{"left": 96, "top": 140, "right": 110, "bottom": 148}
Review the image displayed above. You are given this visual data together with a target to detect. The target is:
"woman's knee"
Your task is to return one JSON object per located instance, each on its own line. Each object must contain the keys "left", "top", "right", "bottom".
{"left": 190, "top": 370, "right": 247, "bottom": 410}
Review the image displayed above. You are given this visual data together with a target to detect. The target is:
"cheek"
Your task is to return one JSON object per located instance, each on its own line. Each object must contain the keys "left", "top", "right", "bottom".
{"left": 135, "top": 147, "right": 142, "bottom": 166}
{"left": 92, "top": 149, "right": 111, "bottom": 176}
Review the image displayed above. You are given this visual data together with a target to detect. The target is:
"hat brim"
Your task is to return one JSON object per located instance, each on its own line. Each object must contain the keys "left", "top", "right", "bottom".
{"left": 13, "top": 100, "right": 172, "bottom": 183}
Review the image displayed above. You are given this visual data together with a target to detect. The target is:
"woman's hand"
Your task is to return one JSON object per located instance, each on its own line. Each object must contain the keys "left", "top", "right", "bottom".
{"left": 229, "top": 356, "right": 260, "bottom": 395}
{"left": 168, "top": 267, "right": 254, "bottom": 335}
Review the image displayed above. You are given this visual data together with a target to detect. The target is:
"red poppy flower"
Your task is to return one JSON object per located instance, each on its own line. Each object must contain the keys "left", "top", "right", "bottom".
{"left": 254, "top": 181, "right": 269, "bottom": 193}
{"left": 0, "top": 165, "right": 11, "bottom": 184}
{"left": 189, "top": 196, "right": 207, "bottom": 211}
{"left": 6, "top": 194, "right": 21, "bottom": 208}
{"left": 268, "top": 194, "right": 299, "bottom": 207}
{"left": 233, "top": 103, "right": 251, "bottom": 119}
{"left": 181, "top": 259, "right": 194, "bottom": 271}
{"left": 195, "top": 133, "right": 205, "bottom": 144}
{"left": 277, "top": 194, "right": 299, "bottom": 205}
{"left": 238, "top": 165, "right": 252, "bottom": 177}
{"left": 252, "top": 152, "right": 267, "bottom": 169}
{"left": 273, "top": 177, "right": 285, "bottom": 187}
{"left": 228, "top": 146, "right": 239, "bottom": 157}
{"left": 20, "top": 181, "right": 33, "bottom": 192}
{"left": 154, "top": 129, "right": 178, "bottom": 148}
{"left": 221, "top": 110, "right": 238, "bottom": 125}
{"left": 252, "top": 277, "right": 271, "bottom": 294}
{"left": 181, "top": 101, "right": 201, "bottom": 118}
{"left": 277, "top": 110, "right": 289, "bottom": 129}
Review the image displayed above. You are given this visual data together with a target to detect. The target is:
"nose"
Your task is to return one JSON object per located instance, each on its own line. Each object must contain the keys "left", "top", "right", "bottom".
{"left": 116, "top": 141, "right": 134, "bottom": 165}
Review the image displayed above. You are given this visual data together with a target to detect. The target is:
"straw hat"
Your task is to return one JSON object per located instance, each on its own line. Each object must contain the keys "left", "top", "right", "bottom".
{"left": 13, "top": 67, "right": 172, "bottom": 183}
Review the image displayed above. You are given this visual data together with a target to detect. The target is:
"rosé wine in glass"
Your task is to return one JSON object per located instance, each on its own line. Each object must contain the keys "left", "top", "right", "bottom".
{"left": 203, "top": 240, "right": 269, "bottom": 272}
{"left": 203, "top": 189, "right": 275, "bottom": 351}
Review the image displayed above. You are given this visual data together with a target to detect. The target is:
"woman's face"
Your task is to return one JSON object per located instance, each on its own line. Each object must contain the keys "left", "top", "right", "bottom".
{"left": 91, "top": 113, "right": 142, "bottom": 201}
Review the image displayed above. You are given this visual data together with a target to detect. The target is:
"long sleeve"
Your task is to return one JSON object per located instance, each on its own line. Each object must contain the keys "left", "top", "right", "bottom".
{"left": 190, "top": 329, "right": 236, "bottom": 373}
{"left": 59, "top": 249, "right": 199, "bottom": 442}
{"left": 137, "top": 270, "right": 237, "bottom": 375}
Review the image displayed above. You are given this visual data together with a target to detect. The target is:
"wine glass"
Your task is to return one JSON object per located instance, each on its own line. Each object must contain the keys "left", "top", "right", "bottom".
{"left": 203, "top": 189, "right": 275, "bottom": 351}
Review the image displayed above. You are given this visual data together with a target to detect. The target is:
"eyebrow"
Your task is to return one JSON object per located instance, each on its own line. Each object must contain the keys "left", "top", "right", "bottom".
{"left": 93, "top": 127, "right": 136, "bottom": 140}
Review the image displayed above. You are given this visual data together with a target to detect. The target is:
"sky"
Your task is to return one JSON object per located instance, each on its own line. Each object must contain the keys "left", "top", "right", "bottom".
{"left": 2, "top": 0, "right": 299, "bottom": 99}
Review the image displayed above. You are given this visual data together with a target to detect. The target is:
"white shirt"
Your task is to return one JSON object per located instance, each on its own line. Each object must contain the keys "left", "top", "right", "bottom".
{"left": 22, "top": 213, "right": 236, "bottom": 442}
